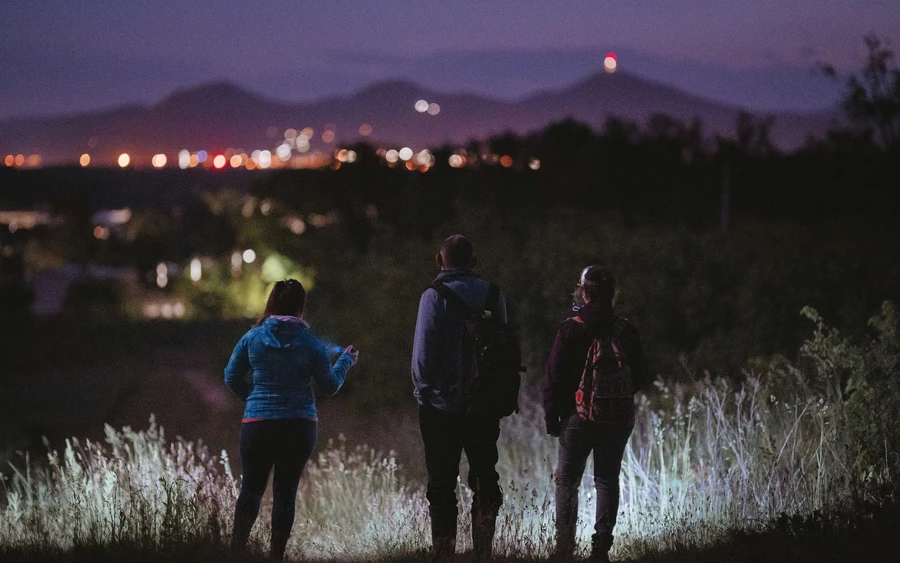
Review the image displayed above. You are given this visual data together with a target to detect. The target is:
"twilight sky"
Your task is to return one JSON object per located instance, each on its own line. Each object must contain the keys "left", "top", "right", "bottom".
{"left": 2, "top": 0, "right": 898, "bottom": 120}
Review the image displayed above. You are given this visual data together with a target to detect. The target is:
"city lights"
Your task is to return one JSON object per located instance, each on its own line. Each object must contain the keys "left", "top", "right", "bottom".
{"left": 197, "top": 150, "right": 208, "bottom": 163}
{"left": 604, "top": 52, "right": 618, "bottom": 73}
{"left": 15, "top": 154, "right": 25, "bottom": 166}
{"left": 276, "top": 143, "right": 292, "bottom": 161}
{"left": 258, "top": 150, "right": 272, "bottom": 169}
{"left": 178, "top": 150, "right": 190, "bottom": 169}
{"left": 118, "top": 153, "right": 131, "bottom": 168}
{"left": 79, "top": 154, "right": 91, "bottom": 167}
{"left": 385, "top": 149, "right": 399, "bottom": 163}
{"left": 448, "top": 154, "right": 464, "bottom": 168}
{"left": 213, "top": 155, "right": 227, "bottom": 169}
{"left": 398, "top": 147, "right": 413, "bottom": 161}
{"left": 190, "top": 258, "right": 202, "bottom": 282}
{"left": 230, "top": 154, "right": 243, "bottom": 168}
{"left": 152, "top": 154, "right": 167, "bottom": 168}
{"left": 3, "top": 155, "right": 13, "bottom": 167}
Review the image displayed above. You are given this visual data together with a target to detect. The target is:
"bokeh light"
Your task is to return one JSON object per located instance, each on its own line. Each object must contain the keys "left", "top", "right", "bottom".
{"left": 415, "top": 100, "right": 429, "bottom": 112}
{"left": 242, "top": 249, "right": 256, "bottom": 264}
{"left": 398, "top": 147, "right": 413, "bottom": 161}
{"left": 79, "top": 154, "right": 91, "bottom": 167}
{"left": 427, "top": 103, "right": 441, "bottom": 116}
{"left": 3, "top": 155, "right": 13, "bottom": 167}
{"left": 276, "top": 143, "right": 292, "bottom": 161}
{"left": 448, "top": 154, "right": 464, "bottom": 168}
{"left": 322, "top": 130, "right": 335, "bottom": 143}
{"left": 359, "top": 123, "right": 373, "bottom": 136}
{"left": 258, "top": 150, "right": 272, "bottom": 169}
{"left": 196, "top": 150, "right": 208, "bottom": 163}
{"left": 385, "top": 149, "right": 399, "bottom": 163}
{"left": 213, "top": 155, "right": 226, "bottom": 169}
{"left": 14, "top": 154, "right": 25, "bottom": 166}
{"left": 152, "top": 154, "right": 167, "bottom": 168}
{"left": 500, "top": 155, "right": 513, "bottom": 168}
{"left": 528, "top": 158, "right": 541, "bottom": 170}
{"left": 118, "top": 153, "right": 131, "bottom": 168}
{"left": 230, "top": 154, "right": 243, "bottom": 168}
{"left": 604, "top": 52, "right": 618, "bottom": 73}
{"left": 178, "top": 150, "right": 190, "bottom": 169}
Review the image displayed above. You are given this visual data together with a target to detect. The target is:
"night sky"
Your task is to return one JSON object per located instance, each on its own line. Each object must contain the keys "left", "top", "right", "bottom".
{"left": 3, "top": 0, "right": 898, "bottom": 120}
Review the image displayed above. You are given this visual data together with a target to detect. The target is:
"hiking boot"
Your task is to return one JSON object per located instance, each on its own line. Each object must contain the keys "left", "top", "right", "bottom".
{"left": 472, "top": 512, "right": 497, "bottom": 561}
{"left": 589, "top": 533, "right": 613, "bottom": 563}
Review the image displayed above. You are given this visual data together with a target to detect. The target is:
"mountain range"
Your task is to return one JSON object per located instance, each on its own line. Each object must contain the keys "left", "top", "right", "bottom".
{"left": 0, "top": 70, "right": 838, "bottom": 166}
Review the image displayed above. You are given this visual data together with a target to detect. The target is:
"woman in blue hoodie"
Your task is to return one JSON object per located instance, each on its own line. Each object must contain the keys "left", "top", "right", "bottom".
{"left": 224, "top": 278, "right": 358, "bottom": 559}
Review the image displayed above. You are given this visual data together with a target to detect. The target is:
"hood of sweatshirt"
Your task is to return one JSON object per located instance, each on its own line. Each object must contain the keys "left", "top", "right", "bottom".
{"left": 259, "top": 316, "right": 310, "bottom": 349}
{"left": 575, "top": 301, "right": 615, "bottom": 334}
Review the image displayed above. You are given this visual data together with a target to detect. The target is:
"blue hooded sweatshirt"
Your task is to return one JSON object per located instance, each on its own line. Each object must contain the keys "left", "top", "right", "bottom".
{"left": 224, "top": 317, "right": 353, "bottom": 420}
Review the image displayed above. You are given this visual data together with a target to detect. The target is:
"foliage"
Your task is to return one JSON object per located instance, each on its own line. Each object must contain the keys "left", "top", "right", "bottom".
{"left": 2, "top": 305, "right": 896, "bottom": 560}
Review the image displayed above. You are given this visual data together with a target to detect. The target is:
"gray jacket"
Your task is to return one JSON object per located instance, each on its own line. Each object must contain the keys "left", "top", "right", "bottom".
{"left": 411, "top": 268, "right": 508, "bottom": 412}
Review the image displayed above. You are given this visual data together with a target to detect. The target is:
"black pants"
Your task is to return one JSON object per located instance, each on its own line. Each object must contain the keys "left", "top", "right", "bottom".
{"left": 555, "top": 413, "right": 632, "bottom": 554}
{"left": 419, "top": 404, "right": 503, "bottom": 540}
{"left": 232, "top": 418, "right": 317, "bottom": 559}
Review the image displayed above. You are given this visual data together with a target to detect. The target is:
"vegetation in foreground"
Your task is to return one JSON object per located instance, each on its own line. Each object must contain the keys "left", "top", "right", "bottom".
{"left": 1, "top": 304, "right": 897, "bottom": 561}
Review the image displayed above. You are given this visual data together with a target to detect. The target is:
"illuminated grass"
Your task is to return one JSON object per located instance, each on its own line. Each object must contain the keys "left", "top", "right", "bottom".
{"left": 1, "top": 305, "right": 896, "bottom": 560}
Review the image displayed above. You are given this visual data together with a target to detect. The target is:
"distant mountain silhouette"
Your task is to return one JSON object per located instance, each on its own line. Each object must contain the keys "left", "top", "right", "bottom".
{"left": 0, "top": 72, "right": 836, "bottom": 166}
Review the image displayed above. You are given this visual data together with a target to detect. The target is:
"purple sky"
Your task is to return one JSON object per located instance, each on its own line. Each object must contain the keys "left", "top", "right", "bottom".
{"left": 2, "top": 0, "right": 897, "bottom": 120}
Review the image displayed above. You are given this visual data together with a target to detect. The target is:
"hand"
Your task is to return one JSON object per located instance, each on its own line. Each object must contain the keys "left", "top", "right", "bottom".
{"left": 546, "top": 418, "right": 561, "bottom": 438}
{"left": 344, "top": 345, "right": 360, "bottom": 365}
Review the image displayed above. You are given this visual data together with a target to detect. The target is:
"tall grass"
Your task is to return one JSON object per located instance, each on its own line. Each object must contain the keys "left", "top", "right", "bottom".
{"left": 1, "top": 304, "right": 896, "bottom": 560}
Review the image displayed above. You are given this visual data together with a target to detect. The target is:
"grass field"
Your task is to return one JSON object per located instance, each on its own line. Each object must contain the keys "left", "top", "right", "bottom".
{"left": 1, "top": 304, "right": 897, "bottom": 561}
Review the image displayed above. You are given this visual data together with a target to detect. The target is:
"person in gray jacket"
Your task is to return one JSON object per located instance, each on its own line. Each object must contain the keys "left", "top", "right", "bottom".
{"left": 412, "top": 234, "right": 508, "bottom": 561}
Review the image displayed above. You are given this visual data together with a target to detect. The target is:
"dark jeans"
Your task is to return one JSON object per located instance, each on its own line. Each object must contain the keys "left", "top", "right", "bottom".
{"left": 555, "top": 413, "right": 632, "bottom": 554}
{"left": 232, "top": 418, "right": 317, "bottom": 559}
{"left": 419, "top": 403, "right": 503, "bottom": 550}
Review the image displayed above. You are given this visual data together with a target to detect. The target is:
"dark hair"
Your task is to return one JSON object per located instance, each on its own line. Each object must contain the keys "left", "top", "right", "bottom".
{"left": 255, "top": 279, "right": 306, "bottom": 326}
{"left": 580, "top": 265, "right": 616, "bottom": 304}
{"left": 440, "top": 234, "right": 474, "bottom": 269}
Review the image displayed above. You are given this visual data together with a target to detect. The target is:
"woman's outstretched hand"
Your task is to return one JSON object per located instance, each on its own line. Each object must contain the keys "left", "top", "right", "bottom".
{"left": 344, "top": 345, "right": 360, "bottom": 365}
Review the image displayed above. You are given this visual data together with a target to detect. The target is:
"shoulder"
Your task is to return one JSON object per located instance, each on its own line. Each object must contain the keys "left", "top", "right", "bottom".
{"left": 558, "top": 316, "right": 587, "bottom": 337}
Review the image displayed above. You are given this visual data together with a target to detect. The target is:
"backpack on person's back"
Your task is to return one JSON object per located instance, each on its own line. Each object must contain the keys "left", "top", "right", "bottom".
{"left": 571, "top": 316, "right": 635, "bottom": 425}
{"left": 430, "top": 282, "right": 523, "bottom": 417}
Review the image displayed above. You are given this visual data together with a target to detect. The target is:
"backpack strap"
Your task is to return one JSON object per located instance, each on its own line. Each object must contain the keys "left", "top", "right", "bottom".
{"left": 429, "top": 282, "right": 470, "bottom": 312}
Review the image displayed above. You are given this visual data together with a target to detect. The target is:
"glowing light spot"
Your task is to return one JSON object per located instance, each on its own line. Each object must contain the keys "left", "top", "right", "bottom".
{"left": 26, "top": 155, "right": 41, "bottom": 167}
{"left": 385, "top": 149, "right": 399, "bottom": 163}
{"left": 405, "top": 160, "right": 416, "bottom": 170}
{"left": 500, "top": 155, "right": 513, "bottom": 168}
{"left": 398, "top": 147, "right": 413, "bottom": 161}
{"left": 189, "top": 154, "right": 199, "bottom": 168}
{"left": 427, "top": 103, "right": 440, "bottom": 116}
{"left": 415, "top": 100, "right": 429, "bottom": 112}
{"left": 260, "top": 200, "right": 272, "bottom": 215}
{"left": 118, "top": 153, "right": 131, "bottom": 168}
{"left": 156, "top": 262, "right": 168, "bottom": 288}
{"left": 448, "top": 154, "right": 464, "bottom": 168}
{"left": 230, "top": 154, "right": 243, "bottom": 168}
{"left": 190, "top": 258, "right": 202, "bottom": 282}
{"left": 93, "top": 226, "right": 109, "bottom": 240}
{"left": 322, "top": 130, "right": 335, "bottom": 143}
{"left": 152, "top": 154, "right": 167, "bottom": 168}
{"left": 284, "top": 128, "right": 297, "bottom": 139}
{"left": 196, "top": 150, "right": 208, "bottom": 163}
{"left": 288, "top": 217, "right": 306, "bottom": 235}
{"left": 346, "top": 150, "right": 357, "bottom": 163}
{"left": 178, "top": 150, "right": 190, "bottom": 169}
{"left": 161, "top": 303, "right": 173, "bottom": 318}
{"left": 79, "top": 154, "right": 91, "bottom": 167}
{"left": 276, "top": 143, "right": 292, "bottom": 161}
{"left": 14, "top": 154, "right": 25, "bottom": 166}
{"left": 359, "top": 123, "right": 372, "bottom": 136}
{"left": 301, "top": 127, "right": 314, "bottom": 138}
{"left": 528, "top": 158, "right": 541, "bottom": 170}
{"left": 336, "top": 149, "right": 349, "bottom": 163}
{"left": 415, "top": 150, "right": 434, "bottom": 166}
{"left": 173, "top": 302, "right": 185, "bottom": 318}
{"left": 231, "top": 251, "right": 243, "bottom": 271}
{"left": 604, "top": 52, "right": 617, "bottom": 73}
{"left": 258, "top": 150, "right": 272, "bottom": 169}
{"left": 242, "top": 249, "right": 256, "bottom": 264}
{"left": 3, "top": 155, "right": 13, "bottom": 167}
{"left": 213, "top": 155, "right": 226, "bottom": 169}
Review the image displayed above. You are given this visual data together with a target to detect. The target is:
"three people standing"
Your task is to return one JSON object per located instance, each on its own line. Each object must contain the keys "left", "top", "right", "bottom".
{"left": 224, "top": 239, "right": 645, "bottom": 562}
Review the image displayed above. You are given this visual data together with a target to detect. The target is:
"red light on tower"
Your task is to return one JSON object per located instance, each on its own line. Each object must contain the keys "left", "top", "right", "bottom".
{"left": 604, "top": 52, "right": 618, "bottom": 73}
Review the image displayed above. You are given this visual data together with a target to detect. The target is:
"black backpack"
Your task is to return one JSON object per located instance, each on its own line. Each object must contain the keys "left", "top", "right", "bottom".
{"left": 430, "top": 282, "right": 523, "bottom": 417}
